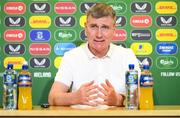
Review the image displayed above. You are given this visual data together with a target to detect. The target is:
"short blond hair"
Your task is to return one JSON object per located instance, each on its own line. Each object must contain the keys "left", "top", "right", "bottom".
{"left": 86, "top": 3, "right": 116, "bottom": 20}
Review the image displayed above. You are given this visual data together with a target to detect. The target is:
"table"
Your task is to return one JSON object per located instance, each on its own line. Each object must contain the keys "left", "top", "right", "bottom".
{"left": 0, "top": 105, "right": 180, "bottom": 118}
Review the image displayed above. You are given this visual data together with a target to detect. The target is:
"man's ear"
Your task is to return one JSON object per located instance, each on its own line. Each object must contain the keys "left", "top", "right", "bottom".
{"left": 84, "top": 22, "right": 87, "bottom": 36}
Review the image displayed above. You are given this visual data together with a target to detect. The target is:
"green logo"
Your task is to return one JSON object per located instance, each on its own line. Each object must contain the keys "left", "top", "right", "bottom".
{"left": 108, "top": 2, "right": 127, "bottom": 14}
{"left": 156, "top": 56, "right": 178, "bottom": 69}
{"left": 55, "top": 29, "right": 76, "bottom": 42}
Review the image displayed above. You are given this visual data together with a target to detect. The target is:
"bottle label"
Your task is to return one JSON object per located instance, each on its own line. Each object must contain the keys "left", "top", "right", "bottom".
{"left": 18, "top": 74, "right": 32, "bottom": 87}
{"left": 140, "top": 75, "right": 153, "bottom": 87}
{"left": 126, "top": 71, "right": 138, "bottom": 85}
{"left": 3, "top": 74, "right": 17, "bottom": 86}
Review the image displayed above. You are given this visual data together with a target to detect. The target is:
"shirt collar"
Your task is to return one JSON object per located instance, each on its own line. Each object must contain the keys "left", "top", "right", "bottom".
{"left": 83, "top": 43, "right": 114, "bottom": 59}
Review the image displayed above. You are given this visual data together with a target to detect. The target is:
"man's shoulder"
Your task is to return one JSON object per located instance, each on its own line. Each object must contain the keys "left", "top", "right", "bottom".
{"left": 64, "top": 45, "right": 84, "bottom": 57}
{"left": 111, "top": 44, "right": 133, "bottom": 54}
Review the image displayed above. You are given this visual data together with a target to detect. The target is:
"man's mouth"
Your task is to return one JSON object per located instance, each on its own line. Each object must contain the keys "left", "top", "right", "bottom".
{"left": 94, "top": 39, "right": 105, "bottom": 42}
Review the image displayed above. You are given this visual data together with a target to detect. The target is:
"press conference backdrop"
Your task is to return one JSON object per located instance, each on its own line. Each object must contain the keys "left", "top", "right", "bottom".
{"left": 0, "top": 0, "right": 180, "bottom": 106}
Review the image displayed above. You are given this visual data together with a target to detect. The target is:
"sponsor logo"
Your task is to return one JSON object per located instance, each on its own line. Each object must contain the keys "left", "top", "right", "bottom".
{"left": 80, "top": 30, "right": 87, "bottom": 41}
{"left": 4, "top": 57, "right": 25, "bottom": 69}
{"left": 156, "top": 16, "right": 177, "bottom": 27}
{"left": 156, "top": 56, "right": 178, "bottom": 69}
{"left": 137, "top": 56, "right": 152, "bottom": 68}
{"left": 30, "top": 29, "right": 50, "bottom": 42}
{"left": 54, "top": 57, "right": 62, "bottom": 69}
{"left": 130, "top": 43, "right": 152, "bottom": 55}
{"left": 156, "top": 1, "right": 177, "bottom": 14}
{"left": 79, "top": 15, "right": 86, "bottom": 28}
{"left": 54, "top": 43, "right": 76, "bottom": 56}
{"left": 30, "top": 3, "right": 50, "bottom": 14}
{"left": 55, "top": 29, "right": 76, "bottom": 42}
{"left": 130, "top": 15, "right": 152, "bottom": 27}
{"left": 156, "top": 43, "right": 177, "bottom": 55}
{"left": 113, "top": 29, "right": 127, "bottom": 41}
{"left": 33, "top": 72, "right": 51, "bottom": 78}
{"left": 30, "top": 57, "right": 50, "bottom": 68}
{"left": 4, "top": 29, "right": 25, "bottom": 42}
{"left": 108, "top": 2, "right": 126, "bottom": 14}
{"left": 156, "top": 29, "right": 177, "bottom": 41}
{"left": 116, "top": 16, "right": 126, "bottom": 27}
{"left": 4, "top": 43, "right": 25, "bottom": 55}
{"left": 55, "top": 2, "right": 76, "bottom": 14}
{"left": 5, "top": 16, "right": 25, "bottom": 27}
{"left": 29, "top": 43, "right": 51, "bottom": 55}
{"left": 55, "top": 16, "right": 75, "bottom": 27}
{"left": 29, "top": 16, "right": 51, "bottom": 28}
{"left": 131, "top": 2, "right": 151, "bottom": 13}
{"left": 131, "top": 30, "right": 151, "bottom": 40}
{"left": 4, "top": 2, "right": 26, "bottom": 14}
{"left": 80, "top": 2, "right": 96, "bottom": 13}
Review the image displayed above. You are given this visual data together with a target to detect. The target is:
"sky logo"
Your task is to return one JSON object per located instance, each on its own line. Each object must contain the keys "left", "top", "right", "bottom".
{"left": 30, "top": 29, "right": 50, "bottom": 42}
{"left": 54, "top": 43, "right": 76, "bottom": 56}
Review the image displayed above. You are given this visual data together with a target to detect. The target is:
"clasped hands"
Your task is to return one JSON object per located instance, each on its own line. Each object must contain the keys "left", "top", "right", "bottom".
{"left": 75, "top": 79, "right": 120, "bottom": 106}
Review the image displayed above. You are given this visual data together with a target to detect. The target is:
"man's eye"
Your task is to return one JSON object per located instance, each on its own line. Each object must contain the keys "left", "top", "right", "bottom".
{"left": 102, "top": 26, "right": 109, "bottom": 29}
{"left": 90, "top": 25, "right": 97, "bottom": 28}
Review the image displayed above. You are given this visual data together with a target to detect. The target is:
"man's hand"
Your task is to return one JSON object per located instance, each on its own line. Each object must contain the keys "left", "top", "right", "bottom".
{"left": 97, "top": 79, "right": 124, "bottom": 106}
{"left": 75, "top": 80, "right": 99, "bottom": 106}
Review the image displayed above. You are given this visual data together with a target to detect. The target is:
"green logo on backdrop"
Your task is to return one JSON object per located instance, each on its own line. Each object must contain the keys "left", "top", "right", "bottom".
{"left": 108, "top": 2, "right": 126, "bottom": 14}
{"left": 55, "top": 29, "right": 76, "bottom": 42}
{"left": 156, "top": 56, "right": 178, "bottom": 69}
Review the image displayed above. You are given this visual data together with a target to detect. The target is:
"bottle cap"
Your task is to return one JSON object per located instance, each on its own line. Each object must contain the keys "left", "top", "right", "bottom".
{"left": 22, "top": 61, "right": 28, "bottom": 70}
{"left": 143, "top": 65, "right": 150, "bottom": 69}
{"left": 7, "top": 64, "right": 13, "bottom": 69}
{"left": 22, "top": 64, "right": 28, "bottom": 70}
{"left": 128, "top": 64, "right": 134, "bottom": 70}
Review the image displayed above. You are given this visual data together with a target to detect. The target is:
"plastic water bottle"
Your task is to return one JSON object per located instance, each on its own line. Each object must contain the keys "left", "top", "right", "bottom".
{"left": 125, "top": 64, "right": 138, "bottom": 110}
{"left": 18, "top": 62, "right": 32, "bottom": 110}
{"left": 3, "top": 64, "right": 17, "bottom": 110}
{"left": 139, "top": 64, "right": 154, "bottom": 110}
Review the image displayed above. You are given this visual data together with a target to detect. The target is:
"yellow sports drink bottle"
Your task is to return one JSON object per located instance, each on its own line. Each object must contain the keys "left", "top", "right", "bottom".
{"left": 139, "top": 64, "right": 154, "bottom": 110}
{"left": 18, "top": 63, "right": 32, "bottom": 110}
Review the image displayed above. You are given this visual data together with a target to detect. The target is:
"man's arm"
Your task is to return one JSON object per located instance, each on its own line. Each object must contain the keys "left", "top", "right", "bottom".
{"left": 48, "top": 81, "right": 99, "bottom": 106}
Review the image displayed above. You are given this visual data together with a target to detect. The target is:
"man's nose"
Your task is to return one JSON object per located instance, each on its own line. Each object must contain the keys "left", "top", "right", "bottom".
{"left": 96, "top": 28, "right": 103, "bottom": 38}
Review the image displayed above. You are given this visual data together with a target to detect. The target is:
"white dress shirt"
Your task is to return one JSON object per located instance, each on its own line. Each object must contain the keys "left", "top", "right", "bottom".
{"left": 55, "top": 43, "right": 140, "bottom": 95}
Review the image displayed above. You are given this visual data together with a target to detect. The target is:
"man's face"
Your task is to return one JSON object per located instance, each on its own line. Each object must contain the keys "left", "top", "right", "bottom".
{"left": 85, "top": 15, "right": 116, "bottom": 57}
